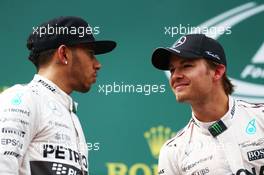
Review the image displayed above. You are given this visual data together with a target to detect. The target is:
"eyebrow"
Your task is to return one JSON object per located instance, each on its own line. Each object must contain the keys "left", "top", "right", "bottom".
{"left": 169, "top": 59, "right": 195, "bottom": 68}
{"left": 180, "top": 59, "right": 193, "bottom": 64}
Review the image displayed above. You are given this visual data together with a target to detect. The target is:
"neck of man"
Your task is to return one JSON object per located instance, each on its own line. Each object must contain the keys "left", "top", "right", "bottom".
{"left": 190, "top": 90, "right": 229, "bottom": 122}
{"left": 38, "top": 67, "right": 73, "bottom": 95}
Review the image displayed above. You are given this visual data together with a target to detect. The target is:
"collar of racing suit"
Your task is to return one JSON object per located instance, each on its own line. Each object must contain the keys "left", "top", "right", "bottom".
{"left": 31, "top": 74, "right": 78, "bottom": 113}
{"left": 191, "top": 96, "right": 236, "bottom": 136}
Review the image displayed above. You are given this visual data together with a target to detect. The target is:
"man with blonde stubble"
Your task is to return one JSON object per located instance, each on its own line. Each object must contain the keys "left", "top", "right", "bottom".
{"left": 151, "top": 34, "right": 264, "bottom": 175}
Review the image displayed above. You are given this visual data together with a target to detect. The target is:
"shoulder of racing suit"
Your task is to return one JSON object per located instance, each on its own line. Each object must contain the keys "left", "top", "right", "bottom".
{"left": 158, "top": 120, "right": 194, "bottom": 175}
{"left": 162, "top": 118, "right": 194, "bottom": 150}
{"left": 236, "top": 99, "right": 264, "bottom": 111}
{"left": 235, "top": 99, "right": 264, "bottom": 121}
{"left": 0, "top": 83, "right": 42, "bottom": 133}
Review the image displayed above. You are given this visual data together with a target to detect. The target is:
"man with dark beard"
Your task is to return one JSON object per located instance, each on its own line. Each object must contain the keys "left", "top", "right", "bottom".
{"left": 0, "top": 16, "right": 116, "bottom": 175}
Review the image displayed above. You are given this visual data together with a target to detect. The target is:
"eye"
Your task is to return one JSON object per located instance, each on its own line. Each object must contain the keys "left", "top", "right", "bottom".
{"left": 85, "top": 50, "right": 95, "bottom": 58}
{"left": 183, "top": 64, "right": 192, "bottom": 68}
{"left": 169, "top": 67, "right": 175, "bottom": 74}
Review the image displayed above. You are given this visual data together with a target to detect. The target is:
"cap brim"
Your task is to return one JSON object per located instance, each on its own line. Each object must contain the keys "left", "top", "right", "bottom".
{"left": 84, "top": 40, "right": 117, "bottom": 55}
{"left": 151, "top": 47, "right": 200, "bottom": 70}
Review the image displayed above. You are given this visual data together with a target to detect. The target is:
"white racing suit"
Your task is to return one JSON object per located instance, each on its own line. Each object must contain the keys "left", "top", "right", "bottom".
{"left": 0, "top": 74, "right": 88, "bottom": 175}
{"left": 158, "top": 96, "right": 264, "bottom": 175}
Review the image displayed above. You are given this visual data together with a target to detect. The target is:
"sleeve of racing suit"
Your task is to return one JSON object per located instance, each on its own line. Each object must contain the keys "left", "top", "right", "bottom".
{"left": 0, "top": 88, "right": 38, "bottom": 174}
{"left": 158, "top": 144, "right": 181, "bottom": 175}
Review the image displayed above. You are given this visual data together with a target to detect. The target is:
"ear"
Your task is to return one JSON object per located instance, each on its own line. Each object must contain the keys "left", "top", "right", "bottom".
{"left": 57, "top": 45, "right": 68, "bottom": 65}
{"left": 213, "top": 64, "right": 226, "bottom": 81}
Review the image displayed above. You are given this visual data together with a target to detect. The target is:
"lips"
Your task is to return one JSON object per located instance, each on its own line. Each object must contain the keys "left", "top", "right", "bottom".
{"left": 173, "top": 82, "right": 189, "bottom": 91}
{"left": 91, "top": 73, "right": 97, "bottom": 83}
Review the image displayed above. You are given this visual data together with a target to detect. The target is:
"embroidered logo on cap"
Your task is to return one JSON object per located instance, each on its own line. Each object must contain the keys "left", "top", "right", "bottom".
{"left": 205, "top": 51, "right": 220, "bottom": 60}
{"left": 173, "top": 36, "right": 186, "bottom": 48}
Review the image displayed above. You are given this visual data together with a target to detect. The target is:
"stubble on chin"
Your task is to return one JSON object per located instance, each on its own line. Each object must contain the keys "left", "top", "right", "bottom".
{"left": 83, "top": 85, "right": 92, "bottom": 93}
{"left": 171, "top": 86, "right": 188, "bottom": 102}
{"left": 175, "top": 92, "right": 188, "bottom": 103}
{"left": 176, "top": 95, "right": 184, "bottom": 102}
{"left": 76, "top": 84, "right": 92, "bottom": 93}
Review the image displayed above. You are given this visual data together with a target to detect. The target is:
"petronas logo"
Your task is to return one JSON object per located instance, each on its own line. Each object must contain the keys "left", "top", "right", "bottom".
{"left": 144, "top": 125, "right": 176, "bottom": 159}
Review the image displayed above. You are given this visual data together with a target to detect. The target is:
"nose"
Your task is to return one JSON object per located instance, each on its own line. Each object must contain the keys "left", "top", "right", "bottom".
{"left": 171, "top": 69, "right": 184, "bottom": 79}
{"left": 94, "top": 57, "right": 101, "bottom": 70}
{"left": 170, "top": 69, "right": 184, "bottom": 86}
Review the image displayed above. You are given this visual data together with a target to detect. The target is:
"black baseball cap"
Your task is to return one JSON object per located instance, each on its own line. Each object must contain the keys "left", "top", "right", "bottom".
{"left": 151, "top": 34, "right": 226, "bottom": 70}
{"left": 27, "top": 16, "right": 116, "bottom": 62}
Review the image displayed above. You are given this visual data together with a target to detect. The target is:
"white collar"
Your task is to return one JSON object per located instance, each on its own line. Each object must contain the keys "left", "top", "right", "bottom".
{"left": 191, "top": 96, "right": 236, "bottom": 135}
{"left": 31, "top": 74, "right": 78, "bottom": 113}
